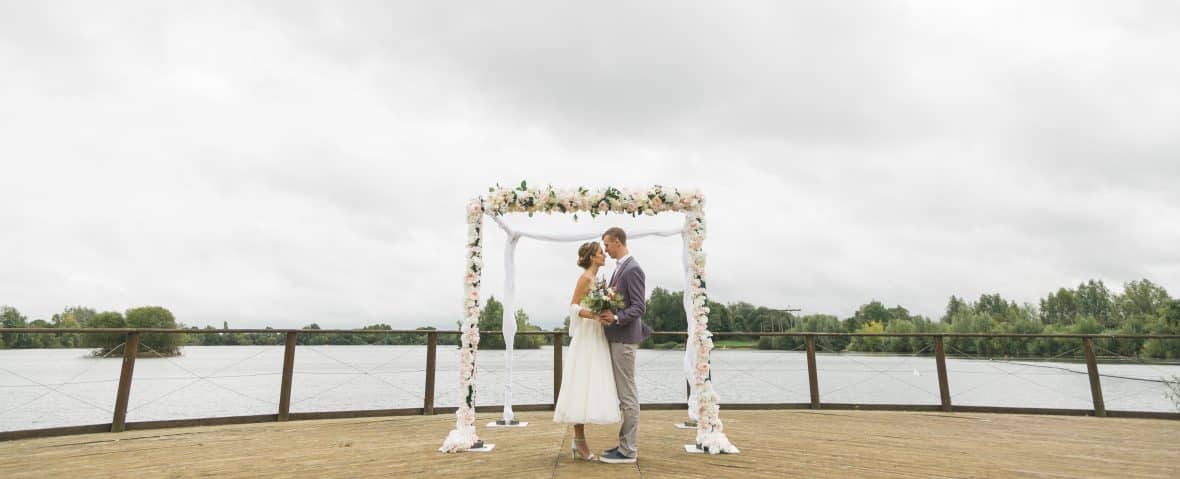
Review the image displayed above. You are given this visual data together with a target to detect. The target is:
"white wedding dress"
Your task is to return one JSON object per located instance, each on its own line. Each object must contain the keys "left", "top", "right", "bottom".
{"left": 553, "top": 304, "right": 621, "bottom": 424}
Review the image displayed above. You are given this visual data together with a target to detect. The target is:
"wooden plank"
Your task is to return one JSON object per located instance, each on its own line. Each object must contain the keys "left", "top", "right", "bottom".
{"left": 1106, "top": 410, "right": 1180, "bottom": 420}
{"left": 124, "top": 415, "right": 278, "bottom": 431}
{"left": 1084, "top": 337, "right": 1107, "bottom": 417}
{"left": 289, "top": 408, "right": 424, "bottom": 421}
{"left": 812, "top": 403, "right": 944, "bottom": 412}
{"left": 110, "top": 332, "right": 139, "bottom": 433}
{"left": 3, "top": 410, "right": 1178, "bottom": 479}
{"left": 950, "top": 405, "right": 1093, "bottom": 416}
{"left": 424, "top": 331, "right": 438, "bottom": 415}
{"left": 805, "top": 335, "right": 820, "bottom": 409}
{"left": 9, "top": 403, "right": 1175, "bottom": 443}
{"left": 553, "top": 332, "right": 563, "bottom": 405}
{"left": 934, "top": 335, "right": 952, "bottom": 412}
{"left": 278, "top": 331, "right": 297, "bottom": 421}
{"left": 0, "top": 424, "right": 110, "bottom": 442}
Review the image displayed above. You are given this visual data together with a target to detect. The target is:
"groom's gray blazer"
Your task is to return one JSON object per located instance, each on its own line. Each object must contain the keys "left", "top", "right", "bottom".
{"left": 604, "top": 256, "right": 653, "bottom": 344}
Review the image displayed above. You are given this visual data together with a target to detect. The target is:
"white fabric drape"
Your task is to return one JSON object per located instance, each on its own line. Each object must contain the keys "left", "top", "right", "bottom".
{"left": 502, "top": 233, "right": 520, "bottom": 423}
{"left": 682, "top": 220, "right": 700, "bottom": 421}
{"left": 489, "top": 215, "right": 696, "bottom": 422}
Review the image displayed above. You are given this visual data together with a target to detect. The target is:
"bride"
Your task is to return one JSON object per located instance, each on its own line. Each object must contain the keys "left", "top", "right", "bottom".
{"left": 553, "top": 241, "right": 621, "bottom": 461}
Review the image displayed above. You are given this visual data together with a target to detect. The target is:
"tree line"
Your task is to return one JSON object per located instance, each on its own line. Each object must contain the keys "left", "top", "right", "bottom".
{"left": 2, "top": 278, "right": 1178, "bottom": 359}
{"left": 638, "top": 278, "right": 1180, "bottom": 359}
{"left": 0, "top": 297, "right": 547, "bottom": 355}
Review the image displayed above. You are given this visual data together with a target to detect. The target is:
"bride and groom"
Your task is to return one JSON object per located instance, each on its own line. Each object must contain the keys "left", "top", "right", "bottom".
{"left": 553, "top": 227, "right": 652, "bottom": 464}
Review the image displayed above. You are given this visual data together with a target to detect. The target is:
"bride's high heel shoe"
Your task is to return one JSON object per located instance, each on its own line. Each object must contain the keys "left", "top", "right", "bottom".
{"left": 570, "top": 438, "right": 597, "bottom": 461}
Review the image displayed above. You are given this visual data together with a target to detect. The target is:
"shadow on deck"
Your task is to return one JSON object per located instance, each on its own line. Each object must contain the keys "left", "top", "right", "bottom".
{"left": 1, "top": 410, "right": 1177, "bottom": 478}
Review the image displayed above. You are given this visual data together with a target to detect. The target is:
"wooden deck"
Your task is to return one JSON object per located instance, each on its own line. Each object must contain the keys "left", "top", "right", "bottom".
{"left": 1, "top": 410, "right": 1177, "bottom": 478}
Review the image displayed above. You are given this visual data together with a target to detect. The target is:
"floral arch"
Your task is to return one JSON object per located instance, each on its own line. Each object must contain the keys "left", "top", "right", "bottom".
{"left": 440, "top": 183, "right": 738, "bottom": 454}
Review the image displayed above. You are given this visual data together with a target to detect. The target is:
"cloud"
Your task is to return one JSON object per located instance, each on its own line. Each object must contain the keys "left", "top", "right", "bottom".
{"left": 1, "top": 1, "right": 1178, "bottom": 329}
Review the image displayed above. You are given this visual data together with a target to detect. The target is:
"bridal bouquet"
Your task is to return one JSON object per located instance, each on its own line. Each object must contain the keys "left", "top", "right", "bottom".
{"left": 581, "top": 277, "right": 625, "bottom": 314}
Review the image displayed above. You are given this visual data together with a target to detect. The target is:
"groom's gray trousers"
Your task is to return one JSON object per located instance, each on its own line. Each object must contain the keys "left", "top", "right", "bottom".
{"left": 609, "top": 342, "right": 640, "bottom": 457}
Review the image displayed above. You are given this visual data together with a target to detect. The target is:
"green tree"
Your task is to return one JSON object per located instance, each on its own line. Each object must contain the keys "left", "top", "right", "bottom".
{"left": 124, "top": 306, "right": 184, "bottom": 356}
{"left": 707, "top": 300, "right": 732, "bottom": 333}
{"left": 512, "top": 310, "right": 544, "bottom": 349}
{"left": 1116, "top": 279, "right": 1171, "bottom": 320}
{"left": 726, "top": 302, "right": 757, "bottom": 332}
{"left": 975, "top": 293, "right": 1022, "bottom": 324}
{"left": 1107, "top": 280, "right": 1170, "bottom": 356}
{"left": 421, "top": 326, "right": 459, "bottom": 346}
{"left": 53, "top": 306, "right": 96, "bottom": 328}
{"left": 49, "top": 306, "right": 93, "bottom": 348}
{"left": 1, "top": 306, "right": 36, "bottom": 348}
{"left": 1141, "top": 300, "right": 1180, "bottom": 359}
{"left": 1076, "top": 280, "right": 1115, "bottom": 328}
{"left": 847, "top": 320, "right": 885, "bottom": 352}
{"left": 849, "top": 301, "right": 891, "bottom": 331}
{"left": 298, "top": 323, "right": 328, "bottom": 345}
{"left": 765, "top": 314, "right": 848, "bottom": 352}
{"left": 945, "top": 310, "right": 995, "bottom": 356}
{"left": 478, "top": 297, "right": 505, "bottom": 349}
{"left": 1040, "top": 288, "right": 1078, "bottom": 325}
{"left": 645, "top": 288, "right": 686, "bottom": 345}
{"left": 83, "top": 311, "right": 127, "bottom": 354}
{"left": 476, "top": 298, "right": 544, "bottom": 349}
{"left": 942, "top": 296, "right": 968, "bottom": 324}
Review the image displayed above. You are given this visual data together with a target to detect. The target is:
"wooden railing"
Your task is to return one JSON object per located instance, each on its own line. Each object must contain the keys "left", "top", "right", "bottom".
{"left": 1, "top": 328, "right": 1178, "bottom": 441}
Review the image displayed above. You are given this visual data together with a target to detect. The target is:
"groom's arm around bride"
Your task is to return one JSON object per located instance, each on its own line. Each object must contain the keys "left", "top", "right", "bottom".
{"left": 599, "top": 265, "right": 647, "bottom": 334}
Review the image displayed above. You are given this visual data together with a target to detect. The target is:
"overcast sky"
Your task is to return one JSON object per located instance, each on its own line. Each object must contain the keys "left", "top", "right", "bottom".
{"left": 2, "top": 1, "right": 1178, "bottom": 330}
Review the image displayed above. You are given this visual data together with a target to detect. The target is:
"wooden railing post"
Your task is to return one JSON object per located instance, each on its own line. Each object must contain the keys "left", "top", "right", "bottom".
{"left": 933, "top": 336, "right": 952, "bottom": 412}
{"left": 424, "top": 331, "right": 438, "bottom": 415}
{"left": 278, "top": 331, "right": 298, "bottom": 421}
{"left": 1083, "top": 337, "right": 1106, "bottom": 417}
{"left": 805, "top": 335, "right": 820, "bottom": 409}
{"left": 111, "top": 331, "right": 139, "bottom": 433}
{"left": 553, "top": 332, "right": 564, "bottom": 405}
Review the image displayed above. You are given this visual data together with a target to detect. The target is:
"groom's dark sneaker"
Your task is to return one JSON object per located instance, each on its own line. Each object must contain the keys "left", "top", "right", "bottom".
{"left": 602, "top": 446, "right": 619, "bottom": 457}
{"left": 599, "top": 450, "right": 636, "bottom": 464}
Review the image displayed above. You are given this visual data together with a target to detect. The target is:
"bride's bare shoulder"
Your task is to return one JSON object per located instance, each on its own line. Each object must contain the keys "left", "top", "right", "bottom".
{"left": 576, "top": 273, "right": 593, "bottom": 286}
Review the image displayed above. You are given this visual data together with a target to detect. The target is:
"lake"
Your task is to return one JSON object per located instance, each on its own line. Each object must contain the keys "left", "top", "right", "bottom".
{"left": 2, "top": 346, "right": 1178, "bottom": 432}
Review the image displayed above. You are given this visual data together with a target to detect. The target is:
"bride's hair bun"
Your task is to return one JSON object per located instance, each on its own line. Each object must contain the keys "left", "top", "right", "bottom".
{"left": 577, "top": 242, "right": 598, "bottom": 269}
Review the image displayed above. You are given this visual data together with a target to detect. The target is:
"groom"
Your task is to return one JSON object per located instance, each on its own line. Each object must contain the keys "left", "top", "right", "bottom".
{"left": 597, "top": 227, "right": 652, "bottom": 464}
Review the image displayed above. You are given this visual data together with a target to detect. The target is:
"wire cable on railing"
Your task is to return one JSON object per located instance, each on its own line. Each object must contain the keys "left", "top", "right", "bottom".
{"left": 0, "top": 343, "right": 127, "bottom": 418}
{"left": 0, "top": 344, "right": 126, "bottom": 390}
{"left": 947, "top": 344, "right": 1093, "bottom": 404}
{"left": 291, "top": 345, "right": 425, "bottom": 407}
{"left": 0, "top": 367, "right": 114, "bottom": 416}
{"left": 636, "top": 347, "right": 693, "bottom": 400}
{"left": 1091, "top": 343, "right": 1179, "bottom": 383}
{"left": 997, "top": 359, "right": 1172, "bottom": 384}
{"left": 1086, "top": 342, "right": 1180, "bottom": 408}
{"left": 0, "top": 378, "right": 119, "bottom": 389}
{"left": 708, "top": 342, "right": 811, "bottom": 400}
{"left": 475, "top": 364, "right": 550, "bottom": 399}
{"left": 813, "top": 342, "right": 940, "bottom": 400}
{"left": 946, "top": 345, "right": 1083, "bottom": 399}
{"left": 128, "top": 344, "right": 278, "bottom": 414}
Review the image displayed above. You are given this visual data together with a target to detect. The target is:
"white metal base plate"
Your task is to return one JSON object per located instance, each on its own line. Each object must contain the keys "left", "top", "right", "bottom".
{"left": 486, "top": 421, "right": 529, "bottom": 428}
{"left": 684, "top": 444, "right": 739, "bottom": 454}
